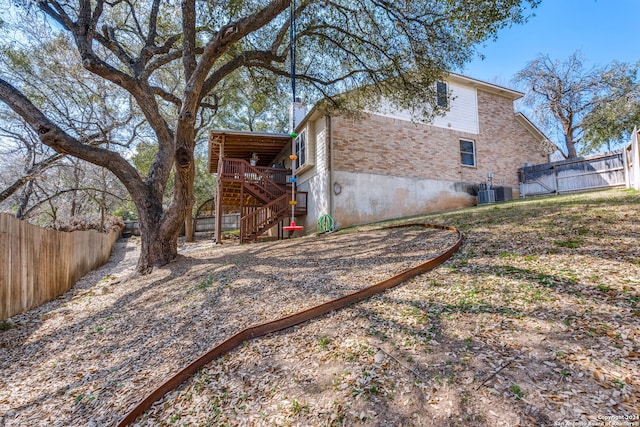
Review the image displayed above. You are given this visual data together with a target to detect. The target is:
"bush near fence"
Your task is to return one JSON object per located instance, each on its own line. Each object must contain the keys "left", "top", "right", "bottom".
{"left": 0, "top": 213, "right": 120, "bottom": 320}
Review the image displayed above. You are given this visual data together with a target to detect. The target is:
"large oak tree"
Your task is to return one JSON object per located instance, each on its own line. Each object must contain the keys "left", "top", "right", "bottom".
{"left": 0, "top": 0, "right": 538, "bottom": 273}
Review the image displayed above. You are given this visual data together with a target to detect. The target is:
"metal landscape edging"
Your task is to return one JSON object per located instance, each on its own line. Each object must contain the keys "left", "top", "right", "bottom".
{"left": 118, "top": 223, "right": 463, "bottom": 426}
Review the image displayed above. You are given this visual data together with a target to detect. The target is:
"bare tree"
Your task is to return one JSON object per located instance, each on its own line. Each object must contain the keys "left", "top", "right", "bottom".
{"left": 14, "top": 159, "right": 127, "bottom": 229}
{"left": 514, "top": 52, "right": 636, "bottom": 158}
{"left": 0, "top": 0, "right": 539, "bottom": 273}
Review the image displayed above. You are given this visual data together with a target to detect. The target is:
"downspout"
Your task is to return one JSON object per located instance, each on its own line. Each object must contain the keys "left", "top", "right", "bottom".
{"left": 327, "top": 115, "right": 334, "bottom": 220}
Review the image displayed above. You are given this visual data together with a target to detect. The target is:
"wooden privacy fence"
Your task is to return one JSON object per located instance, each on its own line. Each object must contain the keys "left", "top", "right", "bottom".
{"left": 195, "top": 213, "right": 240, "bottom": 233}
{"left": 0, "top": 213, "right": 119, "bottom": 320}
{"left": 518, "top": 152, "right": 626, "bottom": 197}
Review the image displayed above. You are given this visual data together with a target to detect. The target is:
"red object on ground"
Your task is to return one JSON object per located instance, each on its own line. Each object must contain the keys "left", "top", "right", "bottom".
{"left": 283, "top": 221, "right": 304, "bottom": 231}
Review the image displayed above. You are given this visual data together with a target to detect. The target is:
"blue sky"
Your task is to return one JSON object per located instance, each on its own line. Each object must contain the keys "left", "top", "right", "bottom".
{"left": 460, "top": 0, "right": 640, "bottom": 88}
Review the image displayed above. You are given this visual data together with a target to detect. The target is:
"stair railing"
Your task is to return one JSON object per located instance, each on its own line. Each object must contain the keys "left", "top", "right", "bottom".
{"left": 240, "top": 193, "right": 290, "bottom": 242}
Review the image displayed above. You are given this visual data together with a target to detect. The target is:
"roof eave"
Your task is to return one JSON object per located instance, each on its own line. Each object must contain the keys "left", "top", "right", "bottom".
{"left": 447, "top": 72, "right": 524, "bottom": 100}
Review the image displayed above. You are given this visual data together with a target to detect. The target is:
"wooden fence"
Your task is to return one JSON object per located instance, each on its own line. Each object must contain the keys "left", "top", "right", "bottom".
{"left": 0, "top": 213, "right": 119, "bottom": 320}
{"left": 195, "top": 213, "right": 240, "bottom": 233}
{"left": 518, "top": 152, "right": 626, "bottom": 197}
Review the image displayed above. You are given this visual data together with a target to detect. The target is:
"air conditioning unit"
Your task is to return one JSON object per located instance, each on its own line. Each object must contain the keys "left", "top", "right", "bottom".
{"left": 478, "top": 189, "right": 495, "bottom": 204}
{"left": 494, "top": 186, "right": 513, "bottom": 202}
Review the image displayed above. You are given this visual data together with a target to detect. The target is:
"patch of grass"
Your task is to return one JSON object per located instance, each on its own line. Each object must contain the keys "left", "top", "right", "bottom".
{"left": 613, "top": 378, "right": 626, "bottom": 389}
{"left": 197, "top": 274, "right": 214, "bottom": 290}
{"left": 318, "top": 336, "right": 330, "bottom": 349}
{"left": 553, "top": 237, "right": 584, "bottom": 249}
{"left": 222, "top": 229, "right": 240, "bottom": 238}
{"left": 0, "top": 320, "right": 15, "bottom": 331}
{"left": 464, "top": 337, "right": 473, "bottom": 350}
{"left": 400, "top": 306, "right": 429, "bottom": 324}
{"left": 597, "top": 284, "right": 611, "bottom": 293}
{"left": 575, "top": 226, "right": 590, "bottom": 235}
{"left": 194, "top": 374, "right": 211, "bottom": 394}
{"left": 210, "top": 397, "right": 222, "bottom": 420}
{"left": 291, "top": 398, "right": 309, "bottom": 415}
{"left": 498, "top": 251, "right": 518, "bottom": 259}
{"left": 509, "top": 384, "right": 524, "bottom": 400}
{"left": 627, "top": 295, "right": 640, "bottom": 305}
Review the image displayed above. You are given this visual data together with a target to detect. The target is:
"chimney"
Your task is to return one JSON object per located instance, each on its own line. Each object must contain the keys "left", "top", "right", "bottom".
{"left": 289, "top": 97, "right": 307, "bottom": 131}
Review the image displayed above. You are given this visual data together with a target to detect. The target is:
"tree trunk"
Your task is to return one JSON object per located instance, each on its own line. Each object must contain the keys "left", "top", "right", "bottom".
{"left": 565, "top": 135, "right": 578, "bottom": 158}
{"left": 136, "top": 227, "right": 179, "bottom": 274}
{"left": 15, "top": 180, "right": 33, "bottom": 219}
{"left": 185, "top": 213, "right": 194, "bottom": 242}
{"left": 564, "top": 124, "right": 579, "bottom": 159}
{"left": 134, "top": 199, "right": 179, "bottom": 274}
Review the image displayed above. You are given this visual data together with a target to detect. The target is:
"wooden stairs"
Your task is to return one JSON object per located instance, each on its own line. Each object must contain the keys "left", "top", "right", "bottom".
{"left": 219, "top": 159, "right": 306, "bottom": 243}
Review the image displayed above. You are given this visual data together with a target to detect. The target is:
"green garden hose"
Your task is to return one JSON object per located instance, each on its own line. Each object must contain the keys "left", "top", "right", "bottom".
{"left": 317, "top": 214, "right": 334, "bottom": 232}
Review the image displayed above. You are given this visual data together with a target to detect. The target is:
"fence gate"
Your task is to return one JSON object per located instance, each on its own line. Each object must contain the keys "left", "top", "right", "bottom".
{"left": 518, "top": 152, "right": 626, "bottom": 197}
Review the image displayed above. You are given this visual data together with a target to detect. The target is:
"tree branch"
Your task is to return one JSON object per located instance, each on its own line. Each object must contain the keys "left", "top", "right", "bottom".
{"left": 181, "top": 0, "right": 197, "bottom": 80}
{"left": 0, "top": 77, "right": 144, "bottom": 197}
{"left": 0, "top": 153, "right": 65, "bottom": 203}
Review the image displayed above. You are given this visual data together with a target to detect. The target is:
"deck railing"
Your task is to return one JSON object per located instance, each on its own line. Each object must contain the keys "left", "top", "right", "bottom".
{"left": 221, "top": 159, "right": 288, "bottom": 200}
{"left": 255, "top": 165, "right": 290, "bottom": 186}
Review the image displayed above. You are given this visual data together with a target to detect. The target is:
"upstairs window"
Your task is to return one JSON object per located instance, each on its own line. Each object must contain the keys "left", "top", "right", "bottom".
{"left": 294, "top": 129, "right": 307, "bottom": 170}
{"left": 436, "top": 81, "right": 449, "bottom": 108}
{"left": 460, "top": 139, "right": 476, "bottom": 167}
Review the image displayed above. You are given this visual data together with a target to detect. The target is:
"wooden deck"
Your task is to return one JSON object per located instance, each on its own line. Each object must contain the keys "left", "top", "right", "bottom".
{"left": 216, "top": 158, "right": 306, "bottom": 242}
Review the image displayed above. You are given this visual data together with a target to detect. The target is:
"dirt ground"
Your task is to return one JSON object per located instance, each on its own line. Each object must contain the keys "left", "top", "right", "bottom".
{"left": 1, "top": 189, "right": 639, "bottom": 426}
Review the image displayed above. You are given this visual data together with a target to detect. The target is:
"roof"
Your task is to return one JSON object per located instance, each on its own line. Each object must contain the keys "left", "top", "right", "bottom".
{"left": 515, "top": 113, "right": 557, "bottom": 155}
{"left": 291, "top": 73, "right": 525, "bottom": 132}
{"left": 208, "top": 130, "right": 291, "bottom": 173}
{"left": 514, "top": 113, "right": 548, "bottom": 141}
{"left": 447, "top": 72, "right": 524, "bottom": 100}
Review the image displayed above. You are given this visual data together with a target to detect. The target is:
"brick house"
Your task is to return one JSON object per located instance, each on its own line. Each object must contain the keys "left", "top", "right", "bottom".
{"left": 209, "top": 73, "right": 551, "bottom": 241}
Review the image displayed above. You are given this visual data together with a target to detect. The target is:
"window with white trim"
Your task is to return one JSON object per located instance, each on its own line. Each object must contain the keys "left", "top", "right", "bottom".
{"left": 294, "top": 129, "right": 307, "bottom": 170}
{"left": 460, "top": 139, "right": 476, "bottom": 167}
{"left": 436, "top": 81, "right": 449, "bottom": 108}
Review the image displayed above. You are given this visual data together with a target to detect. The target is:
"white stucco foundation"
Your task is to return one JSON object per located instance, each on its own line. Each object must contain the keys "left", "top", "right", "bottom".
{"left": 329, "top": 171, "right": 476, "bottom": 229}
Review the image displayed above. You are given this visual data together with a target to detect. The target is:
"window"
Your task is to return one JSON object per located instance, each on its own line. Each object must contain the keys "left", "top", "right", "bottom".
{"left": 460, "top": 139, "right": 476, "bottom": 167}
{"left": 436, "top": 81, "right": 449, "bottom": 108}
{"left": 294, "top": 129, "right": 307, "bottom": 170}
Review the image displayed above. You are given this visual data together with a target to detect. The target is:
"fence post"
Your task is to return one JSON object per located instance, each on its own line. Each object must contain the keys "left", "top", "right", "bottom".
{"left": 631, "top": 127, "right": 640, "bottom": 190}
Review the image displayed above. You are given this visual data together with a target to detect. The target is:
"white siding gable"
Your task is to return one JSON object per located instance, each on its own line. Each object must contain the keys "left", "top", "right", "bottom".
{"left": 372, "top": 80, "right": 479, "bottom": 134}
{"left": 315, "top": 117, "right": 327, "bottom": 170}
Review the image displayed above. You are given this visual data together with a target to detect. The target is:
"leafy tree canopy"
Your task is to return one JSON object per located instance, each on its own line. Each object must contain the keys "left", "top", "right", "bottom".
{"left": 581, "top": 61, "right": 640, "bottom": 153}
